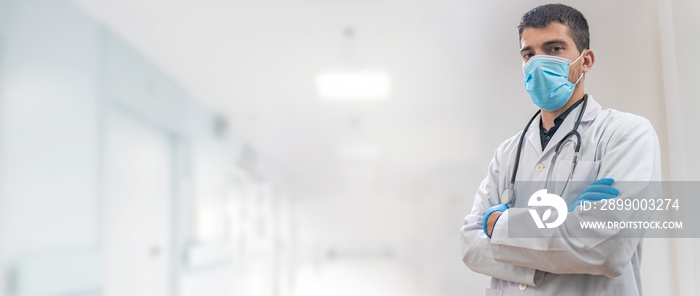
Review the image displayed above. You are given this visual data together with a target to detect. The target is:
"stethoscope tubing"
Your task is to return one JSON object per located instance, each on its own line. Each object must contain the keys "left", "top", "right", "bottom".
{"left": 504, "top": 95, "right": 588, "bottom": 205}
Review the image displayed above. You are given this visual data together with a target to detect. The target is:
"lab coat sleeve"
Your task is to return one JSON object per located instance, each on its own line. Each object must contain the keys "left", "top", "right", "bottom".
{"left": 460, "top": 141, "right": 543, "bottom": 286}
{"left": 489, "top": 115, "right": 661, "bottom": 278}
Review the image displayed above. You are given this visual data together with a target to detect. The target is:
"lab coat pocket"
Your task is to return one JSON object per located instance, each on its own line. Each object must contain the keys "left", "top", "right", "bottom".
{"left": 562, "top": 160, "right": 601, "bottom": 200}
{"left": 484, "top": 288, "right": 503, "bottom": 296}
{"left": 571, "top": 160, "right": 600, "bottom": 182}
{"left": 552, "top": 159, "right": 600, "bottom": 182}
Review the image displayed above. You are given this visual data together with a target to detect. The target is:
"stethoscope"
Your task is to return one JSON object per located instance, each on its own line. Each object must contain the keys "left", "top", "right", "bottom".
{"left": 500, "top": 95, "right": 588, "bottom": 206}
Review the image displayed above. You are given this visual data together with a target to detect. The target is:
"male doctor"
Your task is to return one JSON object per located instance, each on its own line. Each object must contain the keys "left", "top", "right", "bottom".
{"left": 460, "top": 4, "right": 661, "bottom": 295}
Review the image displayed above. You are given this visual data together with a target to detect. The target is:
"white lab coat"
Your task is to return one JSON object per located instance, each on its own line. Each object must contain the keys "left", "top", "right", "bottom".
{"left": 461, "top": 95, "right": 661, "bottom": 295}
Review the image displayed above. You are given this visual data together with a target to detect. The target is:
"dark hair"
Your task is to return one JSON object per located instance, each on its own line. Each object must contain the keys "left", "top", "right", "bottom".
{"left": 518, "top": 4, "right": 590, "bottom": 53}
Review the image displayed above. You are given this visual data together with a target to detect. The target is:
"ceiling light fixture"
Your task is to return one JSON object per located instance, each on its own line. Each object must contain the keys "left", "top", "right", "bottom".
{"left": 316, "top": 71, "right": 390, "bottom": 101}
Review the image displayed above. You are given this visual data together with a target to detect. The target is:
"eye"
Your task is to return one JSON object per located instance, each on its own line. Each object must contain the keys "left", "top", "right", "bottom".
{"left": 549, "top": 46, "right": 563, "bottom": 53}
{"left": 522, "top": 52, "right": 534, "bottom": 60}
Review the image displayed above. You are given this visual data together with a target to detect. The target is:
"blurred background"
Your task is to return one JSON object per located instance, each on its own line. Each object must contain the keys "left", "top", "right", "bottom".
{"left": 0, "top": 0, "right": 698, "bottom": 295}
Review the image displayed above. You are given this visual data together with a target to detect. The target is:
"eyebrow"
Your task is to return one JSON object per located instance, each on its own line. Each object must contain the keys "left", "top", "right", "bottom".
{"left": 520, "top": 39, "right": 569, "bottom": 54}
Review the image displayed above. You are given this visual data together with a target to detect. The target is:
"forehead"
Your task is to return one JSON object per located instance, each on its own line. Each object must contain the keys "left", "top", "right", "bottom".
{"left": 520, "top": 22, "right": 574, "bottom": 49}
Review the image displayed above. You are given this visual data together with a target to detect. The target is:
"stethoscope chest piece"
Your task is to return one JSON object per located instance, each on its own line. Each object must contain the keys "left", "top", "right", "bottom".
{"left": 500, "top": 188, "right": 513, "bottom": 205}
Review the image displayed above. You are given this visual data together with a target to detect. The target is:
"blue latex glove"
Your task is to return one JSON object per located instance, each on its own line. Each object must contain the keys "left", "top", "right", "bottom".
{"left": 568, "top": 178, "right": 620, "bottom": 212}
{"left": 483, "top": 203, "right": 508, "bottom": 238}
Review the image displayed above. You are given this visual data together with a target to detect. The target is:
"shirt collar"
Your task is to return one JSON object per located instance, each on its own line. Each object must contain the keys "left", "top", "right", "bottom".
{"left": 543, "top": 96, "right": 585, "bottom": 132}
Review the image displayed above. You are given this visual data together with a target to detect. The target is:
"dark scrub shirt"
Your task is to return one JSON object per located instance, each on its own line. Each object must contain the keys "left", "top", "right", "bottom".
{"left": 540, "top": 97, "right": 584, "bottom": 150}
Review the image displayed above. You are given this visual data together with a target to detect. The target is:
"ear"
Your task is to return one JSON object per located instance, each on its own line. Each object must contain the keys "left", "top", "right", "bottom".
{"left": 582, "top": 49, "right": 595, "bottom": 73}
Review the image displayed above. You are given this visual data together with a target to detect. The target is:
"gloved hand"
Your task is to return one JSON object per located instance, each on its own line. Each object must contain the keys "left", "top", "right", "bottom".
{"left": 568, "top": 178, "right": 620, "bottom": 212}
{"left": 483, "top": 203, "right": 508, "bottom": 238}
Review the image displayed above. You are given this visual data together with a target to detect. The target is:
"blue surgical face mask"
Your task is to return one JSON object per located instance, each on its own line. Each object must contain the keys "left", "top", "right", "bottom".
{"left": 523, "top": 50, "right": 585, "bottom": 111}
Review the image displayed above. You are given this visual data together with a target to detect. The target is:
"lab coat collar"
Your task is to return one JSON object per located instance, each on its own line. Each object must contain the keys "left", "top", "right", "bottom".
{"left": 525, "top": 94, "right": 601, "bottom": 158}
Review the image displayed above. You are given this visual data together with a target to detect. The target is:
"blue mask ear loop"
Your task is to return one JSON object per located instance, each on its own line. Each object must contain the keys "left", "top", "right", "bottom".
{"left": 570, "top": 50, "right": 587, "bottom": 85}
{"left": 570, "top": 49, "right": 586, "bottom": 65}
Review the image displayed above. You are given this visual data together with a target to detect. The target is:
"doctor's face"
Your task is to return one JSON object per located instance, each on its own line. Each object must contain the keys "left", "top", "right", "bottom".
{"left": 519, "top": 22, "right": 591, "bottom": 83}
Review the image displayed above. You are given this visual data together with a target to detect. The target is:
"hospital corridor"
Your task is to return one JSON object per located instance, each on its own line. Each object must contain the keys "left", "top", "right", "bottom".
{"left": 0, "top": 0, "right": 698, "bottom": 295}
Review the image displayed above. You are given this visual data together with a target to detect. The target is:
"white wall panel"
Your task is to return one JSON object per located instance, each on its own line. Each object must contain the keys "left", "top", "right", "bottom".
{"left": 0, "top": 1, "right": 101, "bottom": 295}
